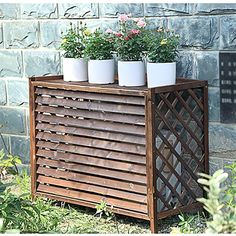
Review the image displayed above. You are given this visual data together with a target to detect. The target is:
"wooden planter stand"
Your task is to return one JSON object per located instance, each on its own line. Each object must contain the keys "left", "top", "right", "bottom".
{"left": 29, "top": 75, "right": 209, "bottom": 233}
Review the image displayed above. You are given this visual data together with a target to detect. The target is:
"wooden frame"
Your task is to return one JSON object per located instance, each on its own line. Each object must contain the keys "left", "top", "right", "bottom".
{"left": 29, "top": 76, "right": 209, "bottom": 233}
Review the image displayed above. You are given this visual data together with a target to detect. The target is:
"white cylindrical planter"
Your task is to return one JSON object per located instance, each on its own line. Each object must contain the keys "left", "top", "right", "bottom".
{"left": 88, "top": 59, "right": 114, "bottom": 84}
{"left": 118, "top": 61, "right": 145, "bottom": 86}
{"left": 147, "top": 62, "right": 176, "bottom": 88}
{"left": 63, "top": 57, "right": 88, "bottom": 82}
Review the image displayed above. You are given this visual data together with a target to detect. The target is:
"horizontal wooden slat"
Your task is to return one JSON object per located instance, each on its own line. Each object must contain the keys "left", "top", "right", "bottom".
{"left": 35, "top": 88, "right": 145, "bottom": 105}
{"left": 37, "top": 167, "right": 147, "bottom": 194}
{"left": 36, "top": 113, "right": 145, "bottom": 136}
{"left": 37, "top": 184, "right": 147, "bottom": 214}
{"left": 37, "top": 157, "right": 146, "bottom": 184}
{"left": 36, "top": 96, "right": 145, "bottom": 115}
{"left": 36, "top": 132, "right": 146, "bottom": 155}
{"left": 36, "top": 105, "right": 145, "bottom": 125}
{"left": 37, "top": 175, "right": 147, "bottom": 204}
{"left": 35, "top": 192, "right": 149, "bottom": 220}
{"left": 36, "top": 123, "right": 146, "bottom": 145}
{"left": 36, "top": 141, "right": 146, "bottom": 164}
{"left": 36, "top": 149, "right": 146, "bottom": 174}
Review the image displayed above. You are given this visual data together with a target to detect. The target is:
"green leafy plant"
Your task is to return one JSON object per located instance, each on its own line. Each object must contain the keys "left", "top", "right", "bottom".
{"left": 60, "top": 22, "right": 88, "bottom": 58}
{"left": 111, "top": 14, "right": 147, "bottom": 61}
{"left": 224, "top": 162, "right": 236, "bottom": 207}
{"left": 145, "top": 28, "right": 179, "bottom": 63}
{"left": 197, "top": 169, "right": 236, "bottom": 233}
{"left": 95, "top": 200, "right": 113, "bottom": 219}
{"left": 84, "top": 28, "right": 114, "bottom": 60}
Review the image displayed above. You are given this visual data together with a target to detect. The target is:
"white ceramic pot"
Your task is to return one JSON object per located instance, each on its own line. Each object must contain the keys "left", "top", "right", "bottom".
{"left": 63, "top": 57, "right": 88, "bottom": 82}
{"left": 147, "top": 62, "right": 176, "bottom": 88}
{"left": 118, "top": 61, "right": 145, "bottom": 86}
{"left": 88, "top": 59, "right": 114, "bottom": 84}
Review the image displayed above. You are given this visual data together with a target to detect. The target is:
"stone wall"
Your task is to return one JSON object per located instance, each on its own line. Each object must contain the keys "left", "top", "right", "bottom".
{"left": 0, "top": 3, "right": 236, "bottom": 172}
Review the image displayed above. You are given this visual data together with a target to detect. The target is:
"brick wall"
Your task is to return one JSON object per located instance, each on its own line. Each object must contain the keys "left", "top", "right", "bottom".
{"left": 0, "top": 3, "right": 236, "bottom": 173}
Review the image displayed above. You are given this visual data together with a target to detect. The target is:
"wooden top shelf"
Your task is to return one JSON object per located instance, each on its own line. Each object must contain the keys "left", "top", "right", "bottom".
{"left": 29, "top": 75, "right": 207, "bottom": 95}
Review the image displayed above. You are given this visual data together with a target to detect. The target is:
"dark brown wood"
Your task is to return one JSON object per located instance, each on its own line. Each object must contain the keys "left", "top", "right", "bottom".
{"left": 37, "top": 166, "right": 147, "bottom": 194}
{"left": 36, "top": 113, "right": 145, "bottom": 136}
{"left": 36, "top": 140, "right": 146, "bottom": 164}
{"left": 145, "top": 89, "right": 158, "bottom": 233}
{"left": 35, "top": 192, "right": 150, "bottom": 220}
{"left": 36, "top": 157, "right": 147, "bottom": 184}
{"left": 29, "top": 75, "right": 209, "bottom": 233}
{"left": 36, "top": 149, "right": 146, "bottom": 174}
{"left": 36, "top": 96, "right": 145, "bottom": 115}
{"left": 35, "top": 87, "right": 145, "bottom": 105}
{"left": 37, "top": 175, "right": 147, "bottom": 204}
{"left": 29, "top": 79, "right": 37, "bottom": 197}
{"left": 36, "top": 122, "right": 146, "bottom": 145}
{"left": 37, "top": 184, "right": 148, "bottom": 213}
{"left": 36, "top": 105, "right": 145, "bottom": 125}
{"left": 36, "top": 131, "right": 146, "bottom": 155}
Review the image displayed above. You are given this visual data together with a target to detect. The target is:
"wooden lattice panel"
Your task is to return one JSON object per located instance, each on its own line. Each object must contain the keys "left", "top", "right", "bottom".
{"left": 154, "top": 88, "right": 205, "bottom": 213}
{"left": 29, "top": 76, "right": 209, "bottom": 233}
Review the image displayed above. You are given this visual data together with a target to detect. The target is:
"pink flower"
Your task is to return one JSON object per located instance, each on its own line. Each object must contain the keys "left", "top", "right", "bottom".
{"left": 105, "top": 28, "right": 113, "bottom": 34}
{"left": 130, "top": 29, "right": 140, "bottom": 35}
{"left": 124, "top": 36, "right": 130, "bottom": 41}
{"left": 114, "top": 32, "right": 123, "bottom": 37}
{"left": 118, "top": 14, "right": 130, "bottom": 22}
{"left": 137, "top": 19, "right": 146, "bottom": 28}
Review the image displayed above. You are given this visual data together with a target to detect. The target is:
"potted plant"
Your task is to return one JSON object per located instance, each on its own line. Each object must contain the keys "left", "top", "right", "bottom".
{"left": 60, "top": 22, "right": 88, "bottom": 82}
{"left": 84, "top": 28, "right": 115, "bottom": 84}
{"left": 111, "top": 14, "right": 147, "bottom": 87}
{"left": 145, "top": 28, "right": 180, "bottom": 88}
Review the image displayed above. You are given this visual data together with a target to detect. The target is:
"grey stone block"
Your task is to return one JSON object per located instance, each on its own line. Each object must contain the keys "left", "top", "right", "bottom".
{"left": 0, "top": 80, "right": 6, "bottom": 105}
{"left": 10, "top": 136, "right": 30, "bottom": 164}
{"left": 0, "top": 51, "right": 23, "bottom": 77}
{"left": 194, "top": 3, "right": 236, "bottom": 15}
{"left": 220, "top": 16, "right": 236, "bottom": 50}
{"left": 0, "top": 135, "right": 10, "bottom": 154}
{"left": 24, "top": 51, "right": 61, "bottom": 77}
{"left": 7, "top": 80, "right": 29, "bottom": 106}
{"left": 83, "top": 19, "right": 118, "bottom": 32}
{"left": 145, "top": 17, "right": 167, "bottom": 30}
{"left": 209, "top": 123, "right": 236, "bottom": 153}
{"left": 209, "top": 156, "right": 223, "bottom": 175}
{"left": 0, "top": 107, "right": 26, "bottom": 135}
{"left": 99, "top": 3, "right": 144, "bottom": 17}
{"left": 21, "top": 4, "right": 58, "bottom": 19}
{"left": 4, "top": 21, "right": 39, "bottom": 49}
{"left": 176, "top": 51, "right": 193, "bottom": 78}
{"left": 168, "top": 16, "right": 219, "bottom": 49}
{"left": 40, "top": 21, "right": 73, "bottom": 49}
{"left": 194, "top": 52, "right": 219, "bottom": 86}
{"left": 58, "top": 3, "right": 98, "bottom": 19}
{"left": 0, "top": 24, "right": 3, "bottom": 48}
{"left": 208, "top": 87, "right": 220, "bottom": 122}
{"left": 0, "top": 4, "right": 20, "bottom": 19}
{"left": 144, "top": 3, "right": 191, "bottom": 16}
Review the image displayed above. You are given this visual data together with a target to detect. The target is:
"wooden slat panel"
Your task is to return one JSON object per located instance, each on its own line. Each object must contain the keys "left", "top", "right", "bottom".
{"left": 37, "top": 175, "right": 147, "bottom": 204}
{"left": 36, "top": 105, "right": 145, "bottom": 125}
{"left": 37, "top": 158, "right": 146, "bottom": 184}
{"left": 36, "top": 123, "right": 146, "bottom": 145}
{"left": 35, "top": 87, "right": 145, "bottom": 105}
{"left": 36, "top": 141, "right": 146, "bottom": 164}
{"left": 36, "top": 149, "right": 146, "bottom": 174}
{"left": 36, "top": 132, "right": 146, "bottom": 155}
{"left": 37, "top": 166, "right": 147, "bottom": 194}
{"left": 37, "top": 184, "right": 147, "bottom": 213}
{"left": 36, "top": 114, "right": 145, "bottom": 136}
{"left": 36, "top": 96, "right": 145, "bottom": 115}
{"left": 35, "top": 192, "right": 149, "bottom": 220}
